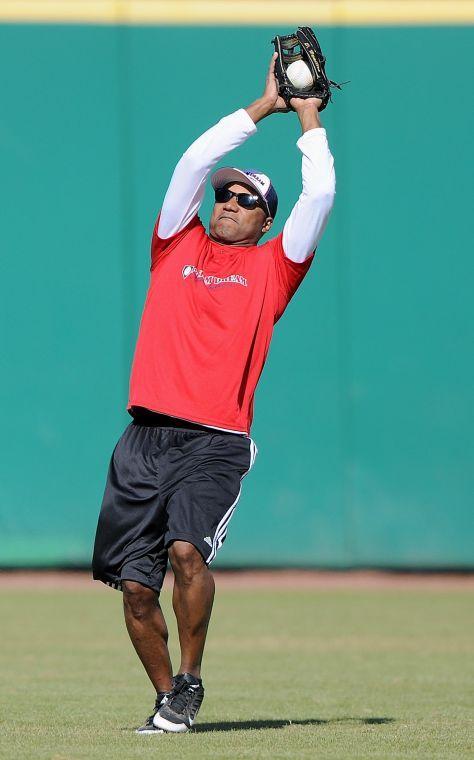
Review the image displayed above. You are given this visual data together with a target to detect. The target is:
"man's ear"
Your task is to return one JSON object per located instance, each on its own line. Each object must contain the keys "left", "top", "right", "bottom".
{"left": 262, "top": 217, "right": 273, "bottom": 234}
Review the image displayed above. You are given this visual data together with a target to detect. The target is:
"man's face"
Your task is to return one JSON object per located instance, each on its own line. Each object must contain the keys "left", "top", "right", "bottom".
{"left": 209, "top": 183, "right": 273, "bottom": 246}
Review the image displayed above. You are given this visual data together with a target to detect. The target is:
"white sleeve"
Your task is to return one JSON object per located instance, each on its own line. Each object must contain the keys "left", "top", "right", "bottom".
{"left": 157, "top": 109, "right": 257, "bottom": 239}
{"left": 282, "top": 128, "right": 336, "bottom": 263}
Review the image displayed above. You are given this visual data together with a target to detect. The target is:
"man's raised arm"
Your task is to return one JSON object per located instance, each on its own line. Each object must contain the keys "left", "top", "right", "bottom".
{"left": 282, "top": 99, "right": 336, "bottom": 262}
{"left": 157, "top": 110, "right": 257, "bottom": 239}
{"left": 157, "top": 54, "right": 288, "bottom": 240}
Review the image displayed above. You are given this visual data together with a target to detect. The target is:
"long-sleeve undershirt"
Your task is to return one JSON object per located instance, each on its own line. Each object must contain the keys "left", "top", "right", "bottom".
{"left": 157, "top": 108, "right": 335, "bottom": 261}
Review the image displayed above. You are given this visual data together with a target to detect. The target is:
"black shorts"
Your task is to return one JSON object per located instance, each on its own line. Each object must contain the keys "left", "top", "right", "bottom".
{"left": 92, "top": 412, "right": 257, "bottom": 594}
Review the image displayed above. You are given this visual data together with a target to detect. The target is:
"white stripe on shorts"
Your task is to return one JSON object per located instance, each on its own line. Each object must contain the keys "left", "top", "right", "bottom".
{"left": 206, "top": 437, "right": 258, "bottom": 564}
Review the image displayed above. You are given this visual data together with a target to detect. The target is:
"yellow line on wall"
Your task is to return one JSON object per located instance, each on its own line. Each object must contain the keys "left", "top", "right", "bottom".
{"left": 0, "top": 0, "right": 473, "bottom": 26}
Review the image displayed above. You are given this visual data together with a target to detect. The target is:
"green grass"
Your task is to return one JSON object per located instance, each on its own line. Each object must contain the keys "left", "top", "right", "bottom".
{"left": 1, "top": 583, "right": 473, "bottom": 759}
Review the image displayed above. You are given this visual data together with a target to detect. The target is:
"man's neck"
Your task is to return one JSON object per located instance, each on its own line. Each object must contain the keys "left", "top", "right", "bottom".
{"left": 208, "top": 232, "right": 258, "bottom": 247}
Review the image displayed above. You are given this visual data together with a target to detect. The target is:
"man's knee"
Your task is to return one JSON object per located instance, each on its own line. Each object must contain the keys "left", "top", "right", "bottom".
{"left": 122, "top": 580, "right": 157, "bottom": 620}
{"left": 169, "top": 541, "right": 206, "bottom": 585}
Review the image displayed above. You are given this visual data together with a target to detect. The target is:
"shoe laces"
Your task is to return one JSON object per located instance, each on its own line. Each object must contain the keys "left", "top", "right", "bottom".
{"left": 168, "top": 680, "right": 199, "bottom": 715}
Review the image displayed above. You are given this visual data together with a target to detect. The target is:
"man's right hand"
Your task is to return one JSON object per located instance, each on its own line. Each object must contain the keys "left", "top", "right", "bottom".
{"left": 263, "top": 53, "right": 289, "bottom": 113}
{"left": 245, "top": 53, "right": 289, "bottom": 124}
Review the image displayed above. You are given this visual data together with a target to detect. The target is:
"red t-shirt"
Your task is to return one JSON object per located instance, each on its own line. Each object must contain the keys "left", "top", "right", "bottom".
{"left": 128, "top": 215, "right": 314, "bottom": 434}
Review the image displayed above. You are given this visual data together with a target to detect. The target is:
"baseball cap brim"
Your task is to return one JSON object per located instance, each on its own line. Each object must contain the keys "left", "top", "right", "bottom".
{"left": 211, "top": 168, "right": 272, "bottom": 217}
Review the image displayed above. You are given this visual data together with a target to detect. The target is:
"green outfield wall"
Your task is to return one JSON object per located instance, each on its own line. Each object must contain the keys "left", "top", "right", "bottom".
{"left": 1, "top": 22, "right": 473, "bottom": 567}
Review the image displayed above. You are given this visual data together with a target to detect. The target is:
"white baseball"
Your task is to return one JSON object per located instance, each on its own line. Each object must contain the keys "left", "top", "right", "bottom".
{"left": 286, "top": 60, "right": 314, "bottom": 91}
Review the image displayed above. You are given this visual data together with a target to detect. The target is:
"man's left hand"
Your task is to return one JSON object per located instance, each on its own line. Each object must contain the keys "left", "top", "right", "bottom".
{"left": 290, "top": 97, "right": 323, "bottom": 113}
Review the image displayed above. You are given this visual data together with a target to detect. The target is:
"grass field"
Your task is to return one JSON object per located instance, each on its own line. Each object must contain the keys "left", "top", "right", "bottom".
{"left": 1, "top": 576, "right": 473, "bottom": 759}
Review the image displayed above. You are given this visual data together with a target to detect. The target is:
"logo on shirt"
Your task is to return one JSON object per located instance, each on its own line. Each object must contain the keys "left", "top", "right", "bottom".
{"left": 182, "top": 264, "right": 247, "bottom": 288}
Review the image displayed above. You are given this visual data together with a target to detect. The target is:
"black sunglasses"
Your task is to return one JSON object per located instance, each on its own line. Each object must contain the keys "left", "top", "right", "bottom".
{"left": 214, "top": 187, "right": 266, "bottom": 212}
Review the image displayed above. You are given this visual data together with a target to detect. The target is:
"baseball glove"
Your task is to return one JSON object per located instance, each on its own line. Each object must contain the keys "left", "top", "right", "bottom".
{"left": 271, "top": 26, "right": 342, "bottom": 112}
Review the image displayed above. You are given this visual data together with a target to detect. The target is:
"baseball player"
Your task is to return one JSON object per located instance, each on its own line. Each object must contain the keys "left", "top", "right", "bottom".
{"left": 92, "top": 54, "right": 335, "bottom": 733}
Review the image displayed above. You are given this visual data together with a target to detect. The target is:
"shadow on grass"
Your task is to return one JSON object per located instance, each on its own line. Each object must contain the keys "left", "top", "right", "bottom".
{"left": 123, "top": 716, "right": 395, "bottom": 733}
{"left": 193, "top": 716, "right": 395, "bottom": 733}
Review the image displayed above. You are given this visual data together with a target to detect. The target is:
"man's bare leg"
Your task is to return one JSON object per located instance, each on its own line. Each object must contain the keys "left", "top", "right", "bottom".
{"left": 122, "top": 580, "right": 173, "bottom": 693}
{"left": 168, "top": 540, "right": 215, "bottom": 677}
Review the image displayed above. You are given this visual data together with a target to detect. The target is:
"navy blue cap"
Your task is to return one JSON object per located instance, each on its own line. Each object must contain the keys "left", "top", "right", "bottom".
{"left": 211, "top": 167, "right": 278, "bottom": 219}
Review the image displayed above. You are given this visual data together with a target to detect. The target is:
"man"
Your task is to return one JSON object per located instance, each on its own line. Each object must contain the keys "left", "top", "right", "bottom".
{"left": 92, "top": 54, "right": 335, "bottom": 733}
